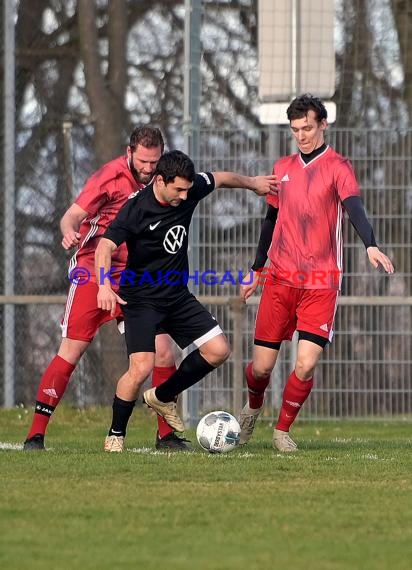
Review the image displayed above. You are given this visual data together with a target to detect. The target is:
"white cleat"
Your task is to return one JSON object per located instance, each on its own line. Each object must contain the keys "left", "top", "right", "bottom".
{"left": 143, "top": 388, "right": 185, "bottom": 432}
{"left": 238, "top": 404, "right": 263, "bottom": 445}
{"left": 273, "top": 429, "right": 298, "bottom": 453}
{"left": 104, "top": 435, "right": 124, "bottom": 452}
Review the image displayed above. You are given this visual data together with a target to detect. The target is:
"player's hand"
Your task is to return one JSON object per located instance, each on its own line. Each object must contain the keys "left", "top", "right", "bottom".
{"left": 97, "top": 286, "right": 127, "bottom": 316}
{"left": 62, "top": 231, "right": 82, "bottom": 250}
{"left": 251, "top": 175, "right": 279, "bottom": 197}
{"left": 366, "top": 247, "right": 395, "bottom": 274}
{"left": 240, "top": 270, "right": 261, "bottom": 302}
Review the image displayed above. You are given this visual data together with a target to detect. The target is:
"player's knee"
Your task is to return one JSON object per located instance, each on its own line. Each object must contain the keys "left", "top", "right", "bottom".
{"left": 154, "top": 335, "right": 175, "bottom": 367}
{"left": 295, "top": 360, "right": 316, "bottom": 380}
{"left": 128, "top": 361, "right": 153, "bottom": 386}
{"left": 154, "top": 348, "right": 175, "bottom": 367}
{"left": 252, "top": 364, "right": 273, "bottom": 380}
{"left": 217, "top": 336, "right": 231, "bottom": 363}
{"left": 217, "top": 342, "right": 231, "bottom": 364}
{"left": 200, "top": 336, "right": 231, "bottom": 366}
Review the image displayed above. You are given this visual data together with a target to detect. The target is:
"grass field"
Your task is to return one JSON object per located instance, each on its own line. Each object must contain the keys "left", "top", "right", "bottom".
{"left": 0, "top": 405, "right": 411, "bottom": 570}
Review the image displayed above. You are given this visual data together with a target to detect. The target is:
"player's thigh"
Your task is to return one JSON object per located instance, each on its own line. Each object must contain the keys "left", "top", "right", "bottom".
{"left": 254, "top": 282, "right": 297, "bottom": 344}
{"left": 162, "top": 292, "right": 224, "bottom": 350}
{"left": 61, "top": 281, "right": 121, "bottom": 342}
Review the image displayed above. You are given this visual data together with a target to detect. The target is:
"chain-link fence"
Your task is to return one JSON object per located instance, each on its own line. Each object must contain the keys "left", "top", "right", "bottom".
{"left": 1, "top": 0, "right": 412, "bottom": 421}
{"left": 1, "top": 122, "right": 411, "bottom": 421}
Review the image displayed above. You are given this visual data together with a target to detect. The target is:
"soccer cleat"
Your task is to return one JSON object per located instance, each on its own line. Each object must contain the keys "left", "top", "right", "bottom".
{"left": 238, "top": 404, "right": 263, "bottom": 444}
{"left": 143, "top": 388, "right": 185, "bottom": 432}
{"left": 104, "top": 435, "right": 124, "bottom": 453}
{"left": 273, "top": 429, "right": 298, "bottom": 453}
{"left": 155, "top": 431, "right": 191, "bottom": 452}
{"left": 23, "top": 434, "right": 45, "bottom": 451}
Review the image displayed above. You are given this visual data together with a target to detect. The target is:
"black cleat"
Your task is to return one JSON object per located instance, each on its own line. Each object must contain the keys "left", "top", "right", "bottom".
{"left": 23, "top": 434, "right": 45, "bottom": 451}
{"left": 155, "top": 431, "right": 191, "bottom": 452}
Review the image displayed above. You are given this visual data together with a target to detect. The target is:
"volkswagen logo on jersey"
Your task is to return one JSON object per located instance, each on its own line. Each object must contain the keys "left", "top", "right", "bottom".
{"left": 163, "top": 225, "right": 187, "bottom": 254}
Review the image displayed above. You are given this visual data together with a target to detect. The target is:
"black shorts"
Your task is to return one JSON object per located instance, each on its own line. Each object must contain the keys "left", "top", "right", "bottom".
{"left": 122, "top": 291, "right": 223, "bottom": 355}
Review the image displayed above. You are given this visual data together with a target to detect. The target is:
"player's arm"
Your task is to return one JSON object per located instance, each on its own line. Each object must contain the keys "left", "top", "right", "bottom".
{"left": 95, "top": 237, "right": 127, "bottom": 316}
{"left": 241, "top": 205, "right": 278, "bottom": 301}
{"left": 212, "top": 172, "right": 279, "bottom": 196}
{"left": 343, "top": 196, "right": 394, "bottom": 274}
{"left": 60, "top": 203, "right": 89, "bottom": 249}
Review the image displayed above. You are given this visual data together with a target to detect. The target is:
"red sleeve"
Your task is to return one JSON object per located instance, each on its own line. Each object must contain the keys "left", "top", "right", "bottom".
{"left": 335, "top": 157, "right": 361, "bottom": 201}
{"left": 75, "top": 166, "right": 114, "bottom": 215}
{"left": 266, "top": 162, "right": 279, "bottom": 208}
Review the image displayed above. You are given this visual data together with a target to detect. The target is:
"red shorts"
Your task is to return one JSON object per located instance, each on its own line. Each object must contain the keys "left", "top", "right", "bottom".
{"left": 60, "top": 281, "right": 122, "bottom": 342}
{"left": 254, "top": 282, "right": 339, "bottom": 344}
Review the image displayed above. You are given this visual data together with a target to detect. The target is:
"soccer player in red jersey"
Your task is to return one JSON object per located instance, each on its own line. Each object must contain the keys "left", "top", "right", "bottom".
{"left": 238, "top": 94, "right": 394, "bottom": 452}
{"left": 24, "top": 126, "right": 188, "bottom": 452}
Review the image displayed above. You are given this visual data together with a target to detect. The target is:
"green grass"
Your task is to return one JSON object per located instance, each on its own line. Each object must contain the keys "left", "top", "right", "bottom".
{"left": 0, "top": 406, "right": 411, "bottom": 570}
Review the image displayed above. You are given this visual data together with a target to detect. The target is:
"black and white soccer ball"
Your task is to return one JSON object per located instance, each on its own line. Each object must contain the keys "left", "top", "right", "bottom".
{"left": 196, "top": 410, "right": 241, "bottom": 454}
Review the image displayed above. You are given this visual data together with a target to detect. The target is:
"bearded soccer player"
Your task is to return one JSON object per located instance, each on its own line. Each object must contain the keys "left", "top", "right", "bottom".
{"left": 24, "top": 126, "right": 189, "bottom": 452}
{"left": 238, "top": 94, "right": 394, "bottom": 452}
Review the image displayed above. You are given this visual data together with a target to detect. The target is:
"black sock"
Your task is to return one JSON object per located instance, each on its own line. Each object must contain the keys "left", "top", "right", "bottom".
{"left": 155, "top": 349, "right": 215, "bottom": 402}
{"left": 108, "top": 395, "right": 136, "bottom": 437}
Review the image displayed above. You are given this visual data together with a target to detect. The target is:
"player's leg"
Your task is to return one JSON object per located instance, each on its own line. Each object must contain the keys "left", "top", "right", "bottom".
{"left": 23, "top": 281, "right": 113, "bottom": 450}
{"left": 23, "top": 338, "right": 89, "bottom": 450}
{"left": 105, "top": 304, "right": 159, "bottom": 452}
{"left": 143, "top": 294, "right": 229, "bottom": 431}
{"left": 239, "top": 344, "right": 279, "bottom": 444}
{"left": 273, "top": 339, "right": 324, "bottom": 452}
{"left": 239, "top": 281, "right": 295, "bottom": 444}
{"left": 152, "top": 333, "right": 183, "bottom": 449}
{"left": 105, "top": 351, "right": 155, "bottom": 452}
{"left": 273, "top": 289, "right": 337, "bottom": 452}
{"left": 144, "top": 331, "right": 230, "bottom": 432}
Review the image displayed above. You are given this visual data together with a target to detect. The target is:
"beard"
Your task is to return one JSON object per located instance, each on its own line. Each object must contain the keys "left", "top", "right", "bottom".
{"left": 129, "top": 160, "right": 151, "bottom": 185}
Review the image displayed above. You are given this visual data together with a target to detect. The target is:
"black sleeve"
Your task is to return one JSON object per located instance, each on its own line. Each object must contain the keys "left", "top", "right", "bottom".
{"left": 189, "top": 172, "right": 216, "bottom": 201}
{"left": 342, "top": 196, "right": 377, "bottom": 248}
{"left": 251, "top": 205, "right": 278, "bottom": 271}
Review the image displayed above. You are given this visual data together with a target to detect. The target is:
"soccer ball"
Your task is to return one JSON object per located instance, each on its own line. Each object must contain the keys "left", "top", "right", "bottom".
{"left": 196, "top": 410, "right": 241, "bottom": 454}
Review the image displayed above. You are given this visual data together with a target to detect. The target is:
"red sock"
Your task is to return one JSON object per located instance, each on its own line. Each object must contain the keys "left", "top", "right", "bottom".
{"left": 276, "top": 371, "right": 313, "bottom": 432}
{"left": 152, "top": 365, "right": 177, "bottom": 438}
{"left": 245, "top": 361, "right": 271, "bottom": 409}
{"left": 26, "top": 355, "right": 75, "bottom": 439}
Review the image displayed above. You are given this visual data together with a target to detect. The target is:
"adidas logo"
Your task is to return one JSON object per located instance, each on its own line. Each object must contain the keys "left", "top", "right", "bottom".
{"left": 281, "top": 174, "right": 290, "bottom": 182}
{"left": 43, "top": 388, "right": 59, "bottom": 399}
{"left": 320, "top": 323, "right": 329, "bottom": 332}
{"left": 285, "top": 400, "right": 300, "bottom": 408}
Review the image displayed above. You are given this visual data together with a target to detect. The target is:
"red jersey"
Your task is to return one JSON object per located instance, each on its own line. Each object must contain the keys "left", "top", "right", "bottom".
{"left": 68, "top": 156, "right": 143, "bottom": 282}
{"left": 267, "top": 146, "right": 360, "bottom": 290}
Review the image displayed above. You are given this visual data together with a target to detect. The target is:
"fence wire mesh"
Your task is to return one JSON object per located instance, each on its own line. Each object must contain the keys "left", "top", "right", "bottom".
{"left": 1, "top": 123, "right": 411, "bottom": 421}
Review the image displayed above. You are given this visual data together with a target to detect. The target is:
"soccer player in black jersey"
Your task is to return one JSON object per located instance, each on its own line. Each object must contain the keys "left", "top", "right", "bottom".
{"left": 95, "top": 150, "right": 278, "bottom": 452}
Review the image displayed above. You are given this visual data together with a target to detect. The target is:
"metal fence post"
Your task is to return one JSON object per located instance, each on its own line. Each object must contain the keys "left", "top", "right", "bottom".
{"left": 3, "top": 0, "right": 16, "bottom": 407}
{"left": 182, "top": 0, "right": 202, "bottom": 426}
{"left": 229, "top": 297, "right": 245, "bottom": 414}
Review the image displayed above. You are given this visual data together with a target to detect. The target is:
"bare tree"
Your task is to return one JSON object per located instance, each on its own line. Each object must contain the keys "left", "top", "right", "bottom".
{"left": 4, "top": 0, "right": 412, "bottom": 408}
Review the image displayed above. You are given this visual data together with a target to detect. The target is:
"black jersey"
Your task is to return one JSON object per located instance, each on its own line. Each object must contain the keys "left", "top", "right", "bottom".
{"left": 103, "top": 172, "right": 215, "bottom": 301}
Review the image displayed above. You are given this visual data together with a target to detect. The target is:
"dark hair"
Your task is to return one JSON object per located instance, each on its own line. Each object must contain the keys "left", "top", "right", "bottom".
{"left": 154, "top": 150, "right": 195, "bottom": 184}
{"left": 286, "top": 94, "right": 327, "bottom": 123}
{"left": 129, "top": 126, "right": 165, "bottom": 152}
